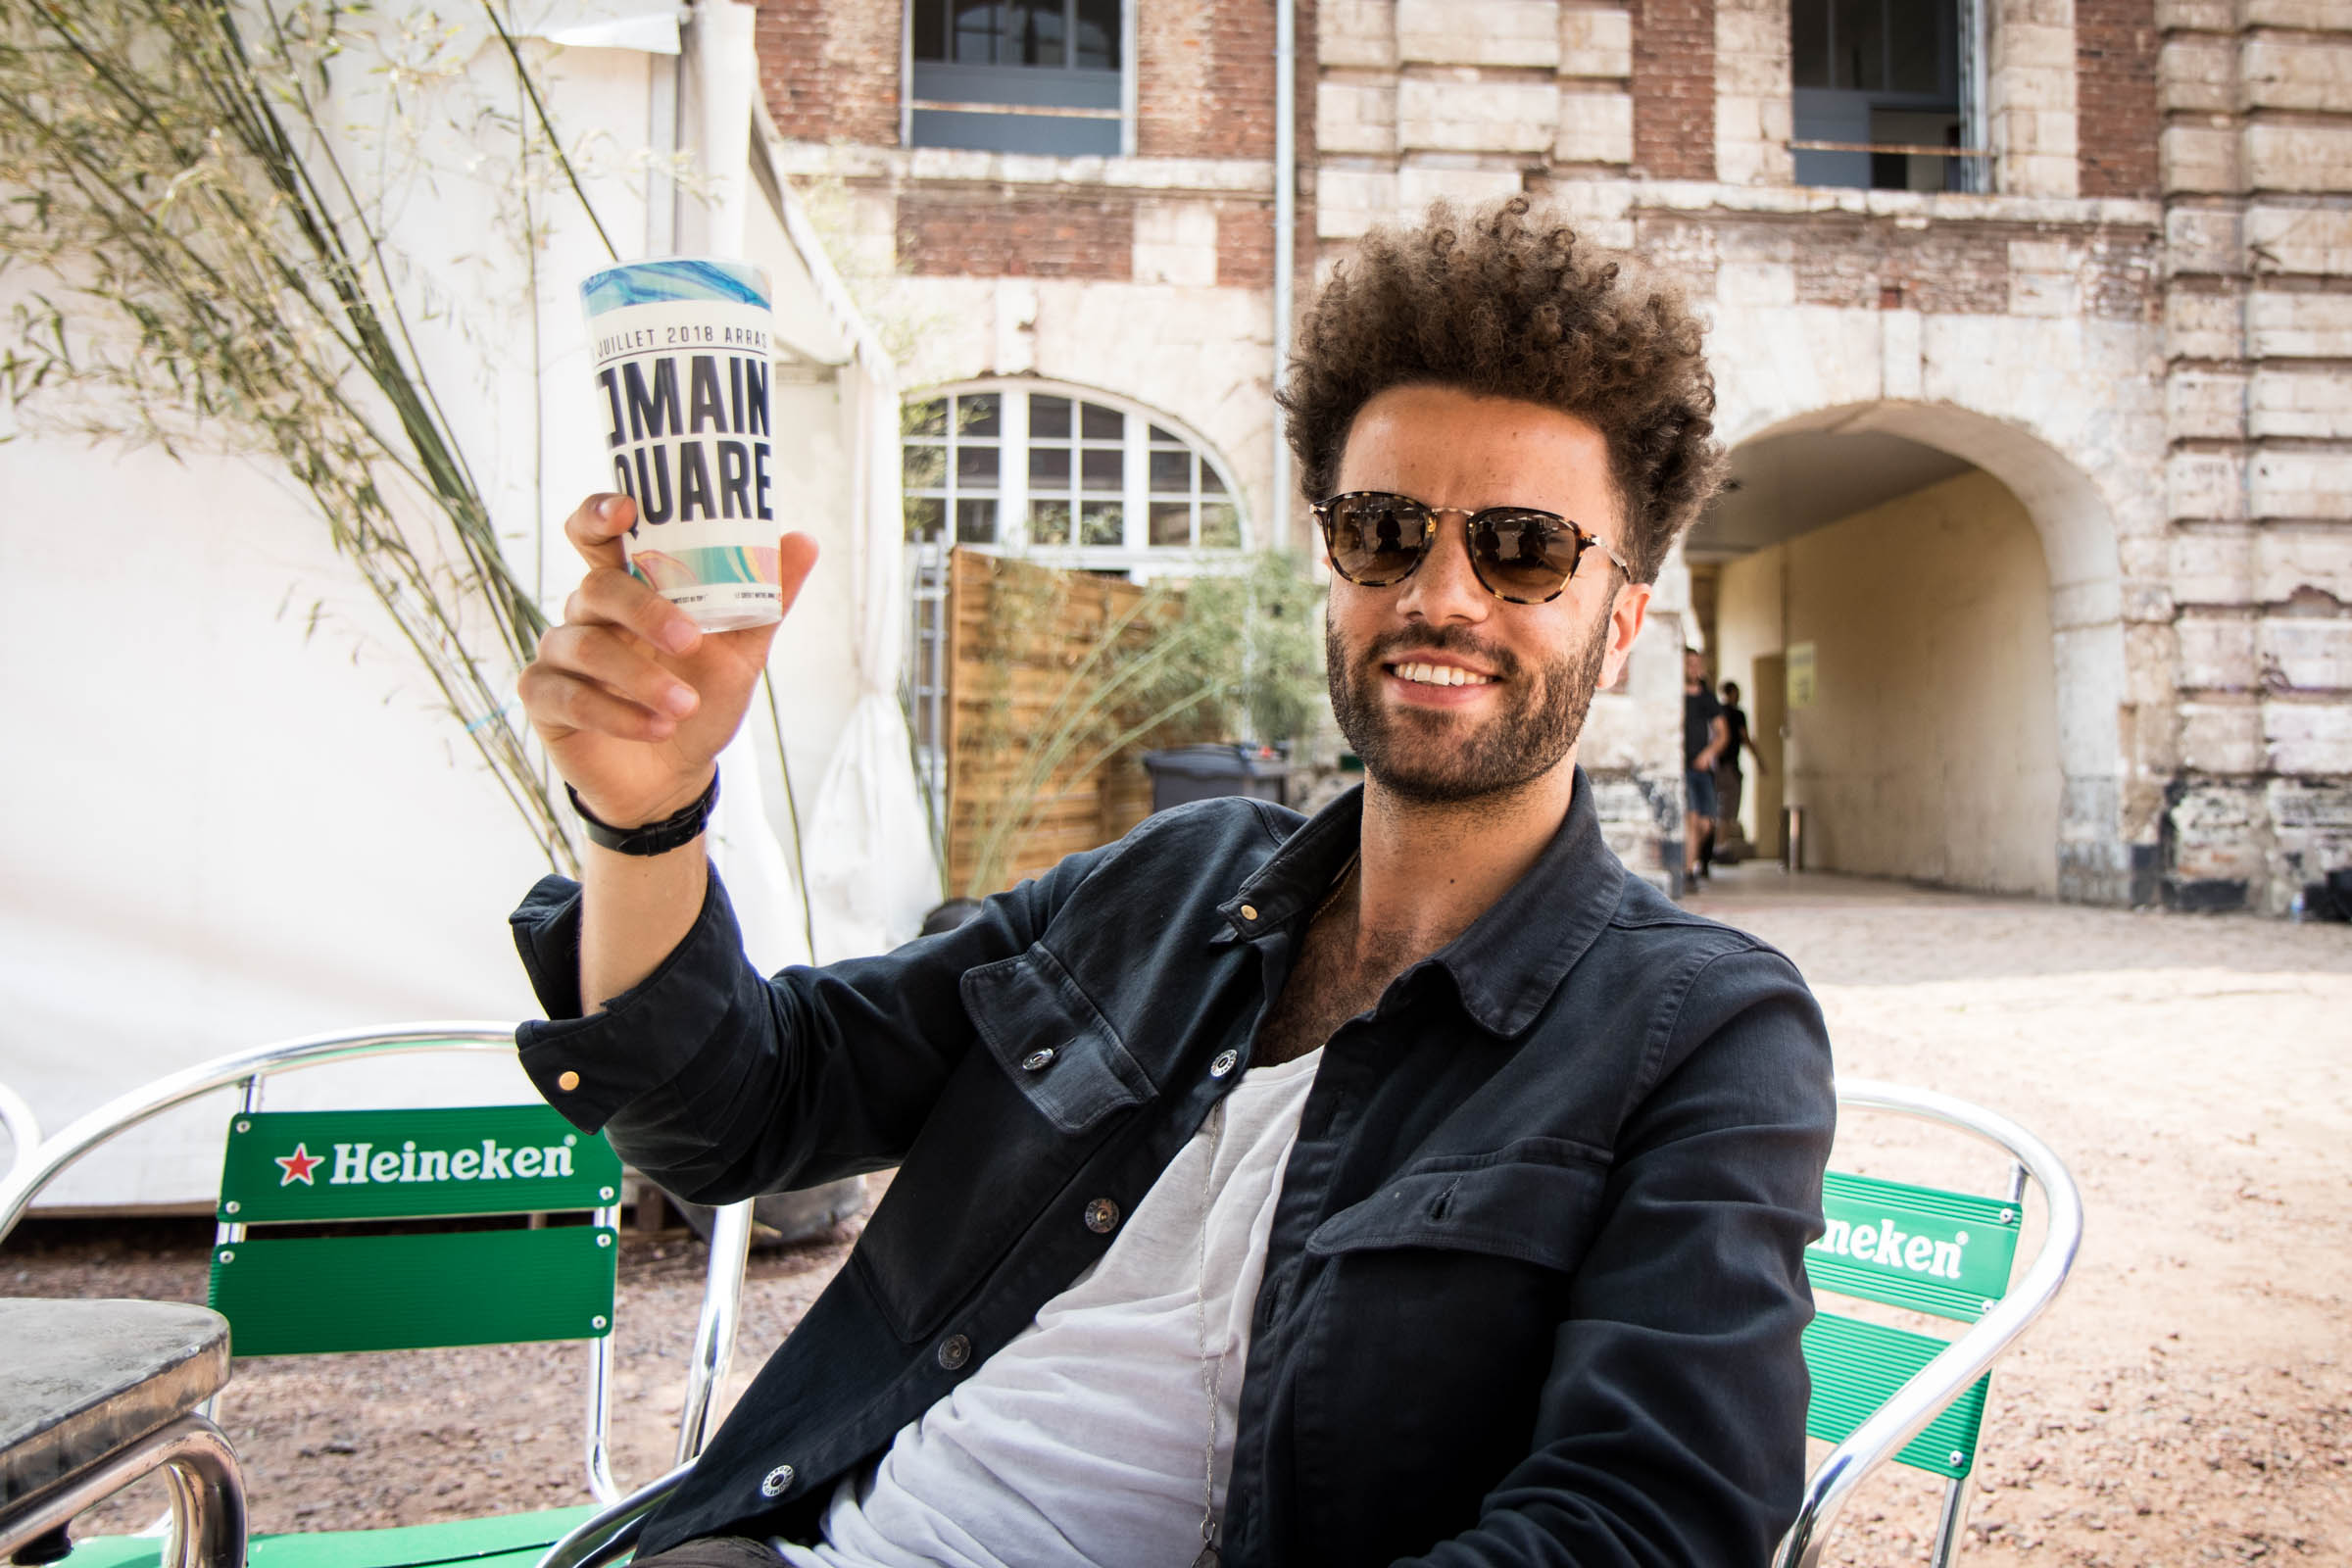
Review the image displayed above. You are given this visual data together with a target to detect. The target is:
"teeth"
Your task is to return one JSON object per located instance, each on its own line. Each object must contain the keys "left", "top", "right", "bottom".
{"left": 1392, "top": 661, "right": 1492, "bottom": 687}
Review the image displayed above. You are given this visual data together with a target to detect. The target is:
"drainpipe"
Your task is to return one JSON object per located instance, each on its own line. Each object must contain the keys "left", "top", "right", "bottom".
{"left": 1270, "top": 0, "right": 1296, "bottom": 547}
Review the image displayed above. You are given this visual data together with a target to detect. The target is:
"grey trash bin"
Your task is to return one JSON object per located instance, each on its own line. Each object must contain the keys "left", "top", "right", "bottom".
{"left": 1142, "top": 744, "right": 1292, "bottom": 811}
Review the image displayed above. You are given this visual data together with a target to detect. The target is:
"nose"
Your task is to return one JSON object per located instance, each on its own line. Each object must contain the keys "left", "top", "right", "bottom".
{"left": 1393, "top": 512, "right": 1489, "bottom": 626}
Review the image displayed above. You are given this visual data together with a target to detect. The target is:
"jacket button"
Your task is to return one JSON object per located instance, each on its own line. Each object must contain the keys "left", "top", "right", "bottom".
{"left": 760, "top": 1464, "right": 794, "bottom": 1497}
{"left": 1209, "top": 1049, "right": 1239, "bottom": 1079}
{"left": 557, "top": 1070, "right": 580, "bottom": 1092}
{"left": 1020, "top": 1046, "right": 1056, "bottom": 1072}
{"left": 1084, "top": 1198, "right": 1122, "bottom": 1234}
{"left": 937, "top": 1334, "right": 971, "bottom": 1371}
{"left": 1240, "top": 904, "right": 1259, "bottom": 921}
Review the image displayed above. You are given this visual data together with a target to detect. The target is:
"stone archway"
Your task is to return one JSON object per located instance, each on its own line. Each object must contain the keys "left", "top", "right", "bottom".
{"left": 1705, "top": 400, "right": 2132, "bottom": 903}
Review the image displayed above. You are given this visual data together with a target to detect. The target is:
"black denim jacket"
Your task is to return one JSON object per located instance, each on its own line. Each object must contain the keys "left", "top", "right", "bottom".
{"left": 511, "top": 773, "right": 1835, "bottom": 1566}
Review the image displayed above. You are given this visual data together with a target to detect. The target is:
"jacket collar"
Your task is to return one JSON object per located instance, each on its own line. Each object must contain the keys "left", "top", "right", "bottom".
{"left": 1217, "top": 766, "right": 1627, "bottom": 1039}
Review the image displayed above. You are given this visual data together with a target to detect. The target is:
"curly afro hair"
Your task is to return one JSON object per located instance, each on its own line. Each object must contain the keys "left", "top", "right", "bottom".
{"left": 1279, "top": 197, "right": 1724, "bottom": 585}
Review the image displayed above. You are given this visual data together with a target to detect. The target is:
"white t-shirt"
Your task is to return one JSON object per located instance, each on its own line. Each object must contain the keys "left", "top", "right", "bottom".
{"left": 776, "top": 1048, "right": 1325, "bottom": 1568}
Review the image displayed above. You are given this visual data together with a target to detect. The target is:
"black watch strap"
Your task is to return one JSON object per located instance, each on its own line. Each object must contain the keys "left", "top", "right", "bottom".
{"left": 567, "top": 773, "right": 718, "bottom": 857}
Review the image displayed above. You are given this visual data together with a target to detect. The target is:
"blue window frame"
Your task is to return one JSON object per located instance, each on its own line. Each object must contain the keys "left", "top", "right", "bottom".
{"left": 907, "top": 1, "right": 1125, "bottom": 157}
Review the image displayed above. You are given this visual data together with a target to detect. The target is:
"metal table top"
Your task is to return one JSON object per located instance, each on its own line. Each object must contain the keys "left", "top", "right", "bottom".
{"left": 0, "top": 1298, "right": 230, "bottom": 1507}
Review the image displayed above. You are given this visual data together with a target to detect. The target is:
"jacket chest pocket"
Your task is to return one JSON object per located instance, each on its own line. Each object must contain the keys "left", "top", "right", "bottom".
{"left": 1288, "top": 1153, "right": 1612, "bottom": 1558}
{"left": 852, "top": 945, "right": 1152, "bottom": 1344}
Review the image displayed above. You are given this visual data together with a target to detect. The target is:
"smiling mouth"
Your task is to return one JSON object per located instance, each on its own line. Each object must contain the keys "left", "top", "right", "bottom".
{"left": 1385, "top": 660, "right": 1495, "bottom": 688}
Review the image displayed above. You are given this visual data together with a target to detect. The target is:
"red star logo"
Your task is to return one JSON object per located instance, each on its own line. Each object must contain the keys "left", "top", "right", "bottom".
{"left": 274, "top": 1143, "right": 322, "bottom": 1186}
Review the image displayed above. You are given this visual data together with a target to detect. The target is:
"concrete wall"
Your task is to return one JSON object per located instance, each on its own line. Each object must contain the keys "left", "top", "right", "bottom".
{"left": 1717, "top": 470, "right": 2064, "bottom": 896}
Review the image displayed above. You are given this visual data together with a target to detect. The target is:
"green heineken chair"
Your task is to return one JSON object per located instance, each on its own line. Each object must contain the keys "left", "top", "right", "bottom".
{"left": 0, "top": 1024, "right": 756, "bottom": 1568}
{"left": 1774, "top": 1078, "right": 2083, "bottom": 1568}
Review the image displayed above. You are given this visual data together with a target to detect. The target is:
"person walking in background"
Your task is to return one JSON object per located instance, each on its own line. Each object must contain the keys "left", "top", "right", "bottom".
{"left": 1684, "top": 648, "right": 1727, "bottom": 884}
{"left": 1714, "top": 678, "right": 1767, "bottom": 858}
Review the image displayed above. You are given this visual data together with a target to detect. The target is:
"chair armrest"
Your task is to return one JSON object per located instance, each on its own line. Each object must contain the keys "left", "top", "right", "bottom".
{"left": 535, "top": 1462, "right": 697, "bottom": 1568}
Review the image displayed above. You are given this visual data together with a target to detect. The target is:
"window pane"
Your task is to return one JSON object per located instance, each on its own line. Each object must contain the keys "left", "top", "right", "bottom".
{"left": 907, "top": 398, "right": 949, "bottom": 437}
{"left": 904, "top": 495, "right": 945, "bottom": 540}
{"left": 1081, "top": 402, "right": 1123, "bottom": 439}
{"left": 911, "top": 0, "right": 947, "bottom": 61}
{"left": 958, "top": 445, "right": 1000, "bottom": 486}
{"left": 1029, "top": 446, "right": 1071, "bottom": 487}
{"left": 1075, "top": 0, "right": 1118, "bottom": 69}
{"left": 958, "top": 392, "right": 1003, "bottom": 437}
{"left": 952, "top": 0, "right": 1001, "bottom": 64}
{"left": 1150, "top": 501, "right": 1193, "bottom": 547}
{"left": 1080, "top": 501, "right": 1122, "bottom": 546}
{"left": 1081, "top": 447, "right": 1123, "bottom": 493}
{"left": 1150, "top": 423, "right": 1180, "bottom": 443}
{"left": 1030, "top": 499, "right": 1071, "bottom": 545}
{"left": 904, "top": 444, "right": 948, "bottom": 490}
{"left": 1888, "top": 2, "right": 1939, "bottom": 94}
{"left": 1030, "top": 394, "right": 1072, "bottom": 439}
{"left": 1149, "top": 449, "right": 1191, "bottom": 494}
{"left": 1834, "top": 0, "right": 1883, "bottom": 90}
{"left": 1789, "top": 0, "right": 1829, "bottom": 89}
{"left": 1199, "top": 464, "right": 1227, "bottom": 496}
{"left": 1022, "top": 0, "right": 1066, "bottom": 66}
{"left": 956, "top": 498, "right": 998, "bottom": 544}
{"left": 1199, "top": 503, "right": 1241, "bottom": 549}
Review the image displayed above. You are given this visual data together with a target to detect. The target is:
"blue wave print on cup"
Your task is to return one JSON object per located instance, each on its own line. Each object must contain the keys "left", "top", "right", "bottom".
{"left": 581, "top": 258, "right": 771, "bottom": 316}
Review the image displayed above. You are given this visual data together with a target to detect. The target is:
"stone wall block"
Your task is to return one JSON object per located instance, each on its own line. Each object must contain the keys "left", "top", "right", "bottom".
{"left": 1315, "top": 169, "right": 1400, "bottom": 238}
{"left": 2177, "top": 701, "right": 2265, "bottom": 774}
{"left": 2247, "top": 206, "right": 2352, "bottom": 277}
{"left": 2250, "top": 452, "right": 2352, "bottom": 520}
{"left": 1716, "top": 260, "right": 1796, "bottom": 307}
{"left": 2153, "top": 0, "right": 2232, "bottom": 24}
{"left": 1397, "top": 74, "right": 1559, "bottom": 153}
{"left": 2250, "top": 289, "right": 2352, "bottom": 360}
{"left": 1555, "top": 87, "right": 1635, "bottom": 165}
{"left": 2165, "top": 285, "right": 2243, "bottom": 361}
{"left": 1396, "top": 163, "right": 1525, "bottom": 211}
{"left": 2260, "top": 617, "right": 2352, "bottom": 693}
{"left": 2157, "top": 35, "right": 2234, "bottom": 116}
{"left": 2250, "top": 369, "right": 2352, "bottom": 440}
{"left": 1558, "top": 5, "right": 1632, "bottom": 76}
{"left": 2164, "top": 206, "right": 2241, "bottom": 276}
{"left": 1321, "top": 0, "right": 1398, "bottom": 68}
{"left": 2161, "top": 124, "right": 2240, "bottom": 194}
{"left": 2168, "top": 369, "right": 2249, "bottom": 439}
{"left": 2168, "top": 451, "right": 2249, "bottom": 522}
{"left": 1132, "top": 200, "right": 1220, "bottom": 287}
{"left": 2265, "top": 702, "right": 2352, "bottom": 776}
{"left": 2244, "top": 125, "right": 2352, "bottom": 197}
{"left": 1317, "top": 80, "right": 1398, "bottom": 155}
{"left": 1396, "top": 0, "right": 1559, "bottom": 67}
{"left": 2176, "top": 612, "right": 2259, "bottom": 689}
{"left": 2242, "top": 0, "right": 2352, "bottom": 28}
{"left": 2255, "top": 530, "right": 2352, "bottom": 603}
{"left": 2240, "top": 37, "right": 2352, "bottom": 114}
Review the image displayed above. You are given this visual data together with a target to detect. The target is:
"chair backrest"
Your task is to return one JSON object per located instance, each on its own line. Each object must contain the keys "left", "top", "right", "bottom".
{"left": 209, "top": 1105, "right": 624, "bottom": 1356}
{"left": 1802, "top": 1169, "right": 2025, "bottom": 1481}
{"left": 1776, "top": 1080, "right": 2082, "bottom": 1568}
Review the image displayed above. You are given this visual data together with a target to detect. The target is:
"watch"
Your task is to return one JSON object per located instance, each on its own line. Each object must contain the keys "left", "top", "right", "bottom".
{"left": 567, "top": 773, "right": 718, "bottom": 857}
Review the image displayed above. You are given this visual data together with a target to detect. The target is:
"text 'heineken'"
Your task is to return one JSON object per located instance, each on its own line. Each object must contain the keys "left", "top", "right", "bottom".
{"left": 580, "top": 258, "right": 783, "bottom": 631}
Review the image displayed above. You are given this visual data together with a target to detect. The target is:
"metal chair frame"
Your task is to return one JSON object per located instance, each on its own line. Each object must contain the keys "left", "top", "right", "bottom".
{"left": 1774, "top": 1078, "right": 2083, "bottom": 1568}
{"left": 0, "top": 1075, "right": 39, "bottom": 1189}
{"left": 0, "top": 1023, "right": 758, "bottom": 1559}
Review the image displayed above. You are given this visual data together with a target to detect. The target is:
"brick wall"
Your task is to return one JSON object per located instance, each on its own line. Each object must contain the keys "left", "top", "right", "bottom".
{"left": 1632, "top": 0, "right": 1716, "bottom": 181}
{"left": 1140, "top": 0, "right": 1280, "bottom": 160}
{"left": 2077, "top": 0, "right": 2159, "bottom": 199}
{"left": 755, "top": 0, "right": 899, "bottom": 144}
{"left": 897, "top": 193, "right": 1139, "bottom": 279}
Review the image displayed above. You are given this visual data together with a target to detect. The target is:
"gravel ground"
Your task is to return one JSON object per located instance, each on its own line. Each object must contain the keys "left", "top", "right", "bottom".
{"left": 8, "top": 868, "right": 2348, "bottom": 1564}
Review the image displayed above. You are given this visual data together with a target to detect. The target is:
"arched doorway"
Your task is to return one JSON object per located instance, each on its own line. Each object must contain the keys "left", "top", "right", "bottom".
{"left": 1688, "top": 402, "right": 2128, "bottom": 902}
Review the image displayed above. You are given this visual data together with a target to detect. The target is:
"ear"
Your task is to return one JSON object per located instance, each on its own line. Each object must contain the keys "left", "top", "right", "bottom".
{"left": 1598, "top": 581, "right": 1650, "bottom": 690}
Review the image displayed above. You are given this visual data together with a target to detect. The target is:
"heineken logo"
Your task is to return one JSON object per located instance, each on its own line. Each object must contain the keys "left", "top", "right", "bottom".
{"left": 1811, "top": 1215, "right": 1972, "bottom": 1281}
{"left": 268, "top": 1134, "right": 586, "bottom": 1187}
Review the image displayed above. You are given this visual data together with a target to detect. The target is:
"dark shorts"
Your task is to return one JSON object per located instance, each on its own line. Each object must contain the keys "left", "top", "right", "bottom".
{"left": 1685, "top": 767, "right": 1718, "bottom": 818}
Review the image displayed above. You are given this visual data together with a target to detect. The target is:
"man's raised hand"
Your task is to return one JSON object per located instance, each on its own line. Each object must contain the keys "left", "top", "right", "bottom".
{"left": 518, "top": 493, "right": 820, "bottom": 830}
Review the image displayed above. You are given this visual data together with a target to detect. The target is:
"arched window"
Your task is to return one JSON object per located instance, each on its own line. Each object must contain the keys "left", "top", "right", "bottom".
{"left": 903, "top": 380, "right": 1246, "bottom": 573}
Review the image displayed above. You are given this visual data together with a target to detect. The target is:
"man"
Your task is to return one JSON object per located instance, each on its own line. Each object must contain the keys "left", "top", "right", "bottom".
{"left": 511, "top": 198, "right": 1833, "bottom": 1567}
{"left": 1685, "top": 649, "right": 1728, "bottom": 884}
{"left": 1715, "top": 678, "right": 1768, "bottom": 856}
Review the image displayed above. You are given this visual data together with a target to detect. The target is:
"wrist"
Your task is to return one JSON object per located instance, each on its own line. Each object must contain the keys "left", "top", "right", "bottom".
{"left": 570, "top": 771, "right": 718, "bottom": 857}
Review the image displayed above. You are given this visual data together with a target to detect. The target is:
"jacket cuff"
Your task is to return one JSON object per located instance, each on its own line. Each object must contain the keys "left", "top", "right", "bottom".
{"left": 508, "top": 865, "right": 745, "bottom": 1133}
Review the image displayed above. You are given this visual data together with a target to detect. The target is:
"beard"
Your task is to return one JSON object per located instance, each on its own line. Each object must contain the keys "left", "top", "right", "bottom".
{"left": 1326, "top": 601, "right": 1613, "bottom": 806}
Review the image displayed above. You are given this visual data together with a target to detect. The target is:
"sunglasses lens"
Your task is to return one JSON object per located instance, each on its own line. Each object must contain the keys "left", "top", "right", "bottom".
{"left": 1471, "top": 511, "right": 1581, "bottom": 602}
{"left": 1324, "top": 494, "right": 1428, "bottom": 585}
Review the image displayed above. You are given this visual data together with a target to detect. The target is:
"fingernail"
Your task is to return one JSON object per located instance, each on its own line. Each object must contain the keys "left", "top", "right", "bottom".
{"left": 662, "top": 683, "right": 698, "bottom": 716}
{"left": 661, "top": 619, "right": 701, "bottom": 655}
{"left": 600, "top": 496, "right": 623, "bottom": 520}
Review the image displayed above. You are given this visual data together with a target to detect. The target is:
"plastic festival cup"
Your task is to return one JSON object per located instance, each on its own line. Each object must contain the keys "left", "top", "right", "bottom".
{"left": 581, "top": 257, "right": 781, "bottom": 631}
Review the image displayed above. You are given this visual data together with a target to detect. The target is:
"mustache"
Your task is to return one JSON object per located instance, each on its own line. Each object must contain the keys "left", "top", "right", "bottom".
{"left": 1359, "top": 624, "right": 1522, "bottom": 680}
